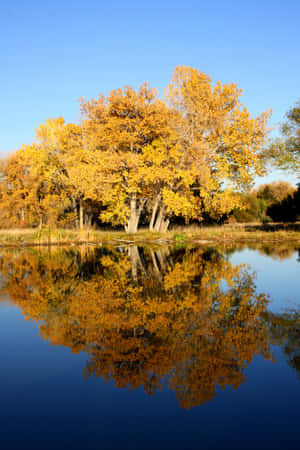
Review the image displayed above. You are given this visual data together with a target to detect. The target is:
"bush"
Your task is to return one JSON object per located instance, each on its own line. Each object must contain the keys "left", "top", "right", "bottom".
{"left": 260, "top": 215, "right": 272, "bottom": 224}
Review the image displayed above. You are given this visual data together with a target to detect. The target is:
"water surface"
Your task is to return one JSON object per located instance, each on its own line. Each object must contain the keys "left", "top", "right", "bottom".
{"left": 0, "top": 243, "right": 299, "bottom": 449}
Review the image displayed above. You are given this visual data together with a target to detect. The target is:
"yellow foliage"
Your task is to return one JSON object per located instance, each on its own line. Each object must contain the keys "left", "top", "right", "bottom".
{"left": 0, "top": 66, "right": 271, "bottom": 231}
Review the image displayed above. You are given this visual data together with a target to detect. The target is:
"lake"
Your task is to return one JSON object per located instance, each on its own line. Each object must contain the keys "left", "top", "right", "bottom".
{"left": 0, "top": 243, "right": 299, "bottom": 449}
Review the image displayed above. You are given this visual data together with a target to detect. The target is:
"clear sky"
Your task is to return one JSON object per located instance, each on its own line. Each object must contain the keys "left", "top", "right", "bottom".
{"left": 1, "top": 0, "right": 299, "bottom": 184}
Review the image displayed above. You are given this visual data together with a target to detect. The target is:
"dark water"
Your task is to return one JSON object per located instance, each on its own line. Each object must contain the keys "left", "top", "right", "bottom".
{"left": 0, "top": 243, "right": 299, "bottom": 449}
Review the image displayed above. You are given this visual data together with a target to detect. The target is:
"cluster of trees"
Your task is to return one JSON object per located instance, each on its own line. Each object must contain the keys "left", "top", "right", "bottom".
{"left": 231, "top": 180, "right": 300, "bottom": 223}
{"left": 0, "top": 66, "right": 271, "bottom": 231}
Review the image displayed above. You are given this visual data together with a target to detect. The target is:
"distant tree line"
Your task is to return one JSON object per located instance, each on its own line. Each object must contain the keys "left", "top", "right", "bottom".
{"left": 230, "top": 181, "right": 300, "bottom": 223}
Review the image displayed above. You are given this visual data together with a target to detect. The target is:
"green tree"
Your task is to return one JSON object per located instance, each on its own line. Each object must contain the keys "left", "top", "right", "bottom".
{"left": 267, "top": 99, "right": 300, "bottom": 172}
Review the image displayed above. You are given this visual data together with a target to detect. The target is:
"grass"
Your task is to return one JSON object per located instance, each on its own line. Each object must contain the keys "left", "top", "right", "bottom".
{"left": 0, "top": 223, "right": 300, "bottom": 247}
{"left": 0, "top": 227, "right": 166, "bottom": 246}
{"left": 174, "top": 223, "right": 300, "bottom": 242}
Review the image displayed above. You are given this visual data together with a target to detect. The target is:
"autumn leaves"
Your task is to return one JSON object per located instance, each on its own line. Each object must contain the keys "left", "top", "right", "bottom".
{"left": 0, "top": 66, "right": 270, "bottom": 231}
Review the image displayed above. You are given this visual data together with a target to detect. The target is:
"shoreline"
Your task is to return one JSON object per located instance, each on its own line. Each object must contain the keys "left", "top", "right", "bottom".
{"left": 0, "top": 225, "right": 300, "bottom": 247}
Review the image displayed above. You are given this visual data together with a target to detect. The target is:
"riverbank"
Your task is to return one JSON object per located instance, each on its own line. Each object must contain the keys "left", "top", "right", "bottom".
{"left": 0, "top": 224, "right": 300, "bottom": 247}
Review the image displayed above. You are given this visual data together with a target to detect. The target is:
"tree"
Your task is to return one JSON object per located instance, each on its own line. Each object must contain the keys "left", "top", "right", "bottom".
{"left": 267, "top": 99, "right": 300, "bottom": 172}
{"left": 257, "top": 181, "right": 294, "bottom": 205}
{"left": 158, "top": 66, "right": 271, "bottom": 228}
{"left": 0, "top": 150, "right": 34, "bottom": 227}
{"left": 34, "top": 117, "right": 101, "bottom": 228}
{"left": 231, "top": 191, "right": 267, "bottom": 223}
{"left": 80, "top": 84, "right": 173, "bottom": 232}
{"left": 0, "top": 117, "right": 103, "bottom": 229}
{"left": 282, "top": 99, "right": 300, "bottom": 158}
{"left": 229, "top": 181, "right": 296, "bottom": 223}
{"left": 0, "top": 142, "right": 69, "bottom": 227}
{"left": 80, "top": 67, "right": 270, "bottom": 232}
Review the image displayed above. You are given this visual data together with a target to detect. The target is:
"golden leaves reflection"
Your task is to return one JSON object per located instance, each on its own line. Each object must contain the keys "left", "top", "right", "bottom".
{"left": 0, "top": 245, "right": 276, "bottom": 409}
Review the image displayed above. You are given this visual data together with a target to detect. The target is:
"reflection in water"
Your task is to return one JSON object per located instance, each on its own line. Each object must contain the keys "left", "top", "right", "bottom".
{"left": 264, "top": 308, "right": 300, "bottom": 378}
{"left": 0, "top": 245, "right": 298, "bottom": 409}
{"left": 225, "top": 241, "right": 300, "bottom": 261}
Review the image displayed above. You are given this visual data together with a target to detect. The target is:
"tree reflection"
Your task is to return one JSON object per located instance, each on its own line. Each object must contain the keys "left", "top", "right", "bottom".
{"left": 225, "top": 242, "right": 299, "bottom": 262}
{"left": 0, "top": 245, "right": 274, "bottom": 408}
{"left": 264, "top": 308, "right": 300, "bottom": 378}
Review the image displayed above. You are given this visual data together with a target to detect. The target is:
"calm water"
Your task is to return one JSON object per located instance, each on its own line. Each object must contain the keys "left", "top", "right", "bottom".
{"left": 0, "top": 243, "right": 299, "bottom": 449}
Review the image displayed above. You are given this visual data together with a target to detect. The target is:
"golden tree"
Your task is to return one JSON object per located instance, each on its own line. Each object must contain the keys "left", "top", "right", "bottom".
{"left": 152, "top": 65, "right": 272, "bottom": 229}
{"left": 80, "top": 83, "right": 175, "bottom": 232}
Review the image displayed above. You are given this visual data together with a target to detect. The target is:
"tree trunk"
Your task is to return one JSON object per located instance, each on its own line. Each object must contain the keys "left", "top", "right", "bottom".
{"left": 72, "top": 197, "right": 79, "bottom": 229}
{"left": 152, "top": 204, "right": 170, "bottom": 232}
{"left": 161, "top": 218, "right": 170, "bottom": 232}
{"left": 126, "top": 195, "right": 137, "bottom": 232}
{"left": 38, "top": 196, "right": 43, "bottom": 229}
{"left": 125, "top": 194, "right": 145, "bottom": 233}
{"left": 153, "top": 205, "right": 165, "bottom": 231}
{"left": 79, "top": 197, "right": 84, "bottom": 229}
{"left": 149, "top": 195, "right": 160, "bottom": 231}
{"left": 85, "top": 212, "right": 92, "bottom": 227}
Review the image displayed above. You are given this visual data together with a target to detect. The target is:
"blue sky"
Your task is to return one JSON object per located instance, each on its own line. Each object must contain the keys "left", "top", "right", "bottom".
{"left": 1, "top": 0, "right": 299, "bottom": 184}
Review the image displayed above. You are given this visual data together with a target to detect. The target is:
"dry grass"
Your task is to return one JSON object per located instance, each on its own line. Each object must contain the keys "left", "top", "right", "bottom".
{"left": 171, "top": 223, "right": 300, "bottom": 243}
{"left": 0, "top": 227, "right": 166, "bottom": 246}
{"left": 0, "top": 224, "right": 299, "bottom": 247}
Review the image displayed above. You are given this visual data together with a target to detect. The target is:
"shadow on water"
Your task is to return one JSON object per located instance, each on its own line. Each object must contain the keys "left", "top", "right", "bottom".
{"left": 0, "top": 244, "right": 299, "bottom": 409}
